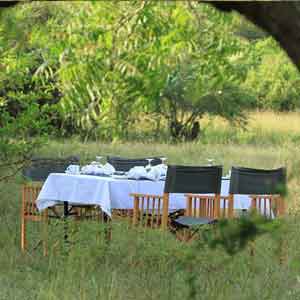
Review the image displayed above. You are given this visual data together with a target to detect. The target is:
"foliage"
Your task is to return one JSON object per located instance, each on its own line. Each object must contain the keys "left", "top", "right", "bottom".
{"left": 242, "top": 38, "right": 300, "bottom": 111}
{"left": 0, "top": 103, "right": 48, "bottom": 180}
{"left": 2, "top": 1, "right": 295, "bottom": 142}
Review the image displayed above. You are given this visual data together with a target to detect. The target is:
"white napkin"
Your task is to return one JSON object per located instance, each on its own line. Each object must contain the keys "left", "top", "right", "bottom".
{"left": 127, "top": 165, "right": 167, "bottom": 181}
{"left": 127, "top": 166, "right": 148, "bottom": 180}
{"left": 81, "top": 163, "right": 115, "bottom": 176}
{"left": 152, "top": 164, "right": 167, "bottom": 176}
{"left": 102, "top": 163, "right": 115, "bottom": 175}
{"left": 81, "top": 164, "right": 95, "bottom": 174}
{"left": 146, "top": 164, "right": 167, "bottom": 181}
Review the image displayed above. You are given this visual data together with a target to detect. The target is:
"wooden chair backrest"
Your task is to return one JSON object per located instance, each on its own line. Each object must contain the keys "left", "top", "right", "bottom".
{"left": 250, "top": 195, "right": 285, "bottom": 218}
{"left": 22, "top": 183, "right": 43, "bottom": 218}
{"left": 185, "top": 194, "right": 234, "bottom": 219}
{"left": 132, "top": 193, "right": 169, "bottom": 229}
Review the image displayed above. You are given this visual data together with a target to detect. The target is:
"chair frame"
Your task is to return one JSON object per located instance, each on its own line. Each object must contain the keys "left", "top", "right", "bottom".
{"left": 184, "top": 194, "right": 234, "bottom": 219}
{"left": 250, "top": 194, "right": 285, "bottom": 217}
{"left": 21, "top": 183, "right": 48, "bottom": 256}
{"left": 131, "top": 193, "right": 169, "bottom": 230}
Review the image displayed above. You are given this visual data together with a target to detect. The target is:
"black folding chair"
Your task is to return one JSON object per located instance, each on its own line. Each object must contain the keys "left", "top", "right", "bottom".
{"left": 130, "top": 165, "right": 223, "bottom": 239}
{"left": 229, "top": 166, "right": 287, "bottom": 218}
{"left": 228, "top": 166, "right": 287, "bottom": 258}
{"left": 169, "top": 165, "right": 226, "bottom": 239}
{"left": 107, "top": 156, "right": 162, "bottom": 172}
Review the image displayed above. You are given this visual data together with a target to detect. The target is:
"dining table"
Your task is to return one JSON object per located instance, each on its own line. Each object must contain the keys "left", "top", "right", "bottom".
{"left": 36, "top": 173, "right": 253, "bottom": 217}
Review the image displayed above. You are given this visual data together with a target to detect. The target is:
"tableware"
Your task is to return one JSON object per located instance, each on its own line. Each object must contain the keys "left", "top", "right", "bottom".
{"left": 146, "top": 158, "right": 154, "bottom": 171}
{"left": 111, "top": 174, "right": 128, "bottom": 179}
{"left": 160, "top": 157, "right": 167, "bottom": 165}
{"left": 96, "top": 156, "right": 104, "bottom": 166}
{"left": 65, "top": 164, "right": 80, "bottom": 174}
{"left": 128, "top": 166, "right": 148, "bottom": 179}
{"left": 102, "top": 163, "right": 115, "bottom": 175}
{"left": 206, "top": 158, "right": 215, "bottom": 166}
{"left": 114, "top": 171, "right": 125, "bottom": 175}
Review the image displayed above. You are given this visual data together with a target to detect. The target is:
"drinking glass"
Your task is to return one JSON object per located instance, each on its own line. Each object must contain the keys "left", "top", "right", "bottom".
{"left": 160, "top": 157, "right": 167, "bottom": 166}
{"left": 96, "top": 156, "right": 104, "bottom": 167}
{"left": 146, "top": 158, "right": 154, "bottom": 171}
{"left": 206, "top": 158, "right": 215, "bottom": 166}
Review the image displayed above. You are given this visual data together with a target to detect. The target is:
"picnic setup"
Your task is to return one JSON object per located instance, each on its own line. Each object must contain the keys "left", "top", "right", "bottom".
{"left": 3, "top": 1, "right": 300, "bottom": 299}
{"left": 21, "top": 155, "right": 286, "bottom": 255}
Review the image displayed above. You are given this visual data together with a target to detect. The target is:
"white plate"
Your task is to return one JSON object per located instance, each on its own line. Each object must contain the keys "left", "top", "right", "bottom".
{"left": 111, "top": 174, "right": 128, "bottom": 179}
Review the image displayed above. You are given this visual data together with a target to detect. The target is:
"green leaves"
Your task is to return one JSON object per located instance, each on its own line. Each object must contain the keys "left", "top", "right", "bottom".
{"left": 1, "top": 0, "right": 298, "bottom": 143}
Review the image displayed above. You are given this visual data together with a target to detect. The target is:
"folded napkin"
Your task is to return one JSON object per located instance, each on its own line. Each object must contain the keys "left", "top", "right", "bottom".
{"left": 127, "top": 166, "right": 148, "bottom": 180}
{"left": 102, "top": 163, "right": 115, "bottom": 175}
{"left": 127, "top": 164, "right": 167, "bottom": 181}
{"left": 81, "top": 163, "right": 115, "bottom": 176}
{"left": 147, "top": 164, "right": 167, "bottom": 181}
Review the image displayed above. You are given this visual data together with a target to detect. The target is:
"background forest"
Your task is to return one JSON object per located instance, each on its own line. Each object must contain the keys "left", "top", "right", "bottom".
{"left": 1, "top": 1, "right": 300, "bottom": 146}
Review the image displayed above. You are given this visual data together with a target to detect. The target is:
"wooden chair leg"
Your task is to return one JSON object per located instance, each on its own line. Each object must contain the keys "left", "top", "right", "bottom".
{"left": 42, "top": 214, "right": 48, "bottom": 257}
{"left": 249, "top": 240, "right": 255, "bottom": 257}
{"left": 21, "top": 217, "right": 26, "bottom": 252}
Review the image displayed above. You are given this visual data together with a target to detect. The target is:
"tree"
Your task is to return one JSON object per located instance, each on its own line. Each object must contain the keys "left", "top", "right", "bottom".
{"left": 161, "top": 61, "right": 253, "bottom": 141}
{"left": 210, "top": 1, "right": 300, "bottom": 70}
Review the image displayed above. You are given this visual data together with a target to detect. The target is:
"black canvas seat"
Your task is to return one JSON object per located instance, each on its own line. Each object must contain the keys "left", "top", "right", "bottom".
{"left": 22, "top": 156, "right": 80, "bottom": 181}
{"left": 174, "top": 216, "right": 216, "bottom": 227}
{"left": 107, "top": 156, "right": 162, "bottom": 172}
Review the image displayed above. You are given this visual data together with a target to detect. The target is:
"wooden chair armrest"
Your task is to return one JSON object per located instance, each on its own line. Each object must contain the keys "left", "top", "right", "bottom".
{"left": 130, "top": 193, "right": 163, "bottom": 199}
{"left": 184, "top": 193, "right": 222, "bottom": 198}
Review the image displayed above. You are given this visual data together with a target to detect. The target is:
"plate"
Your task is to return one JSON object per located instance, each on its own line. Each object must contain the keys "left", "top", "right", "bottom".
{"left": 113, "top": 171, "right": 126, "bottom": 175}
{"left": 82, "top": 173, "right": 111, "bottom": 177}
{"left": 111, "top": 174, "right": 128, "bottom": 179}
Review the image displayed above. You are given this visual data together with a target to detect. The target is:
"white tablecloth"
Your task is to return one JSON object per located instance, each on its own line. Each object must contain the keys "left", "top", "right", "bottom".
{"left": 36, "top": 173, "right": 251, "bottom": 217}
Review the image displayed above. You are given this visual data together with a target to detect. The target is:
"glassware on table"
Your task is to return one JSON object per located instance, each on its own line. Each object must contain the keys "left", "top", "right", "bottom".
{"left": 95, "top": 156, "right": 104, "bottom": 167}
{"left": 206, "top": 158, "right": 215, "bottom": 166}
{"left": 160, "top": 157, "right": 167, "bottom": 166}
{"left": 146, "top": 158, "right": 154, "bottom": 171}
{"left": 226, "top": 169, "right": 232, "bottom": 178}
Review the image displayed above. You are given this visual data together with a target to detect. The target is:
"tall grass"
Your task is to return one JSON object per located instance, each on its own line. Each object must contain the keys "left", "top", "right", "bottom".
{"left": 200, "top": 111, "right": 300, "bottom": 145}
{"left": 128, "top": 111, "right": 300, "bottom": 145}
{"left": 2, "top": 113, "right": 300, "bottom": 299}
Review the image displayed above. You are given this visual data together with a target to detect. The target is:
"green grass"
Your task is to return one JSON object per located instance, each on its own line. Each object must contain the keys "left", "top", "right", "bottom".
{"left": 129, "top": 111, "right": 300, "bottom": 146}
{"left": 2, "top": 132, "right": 300, "bottom": 299}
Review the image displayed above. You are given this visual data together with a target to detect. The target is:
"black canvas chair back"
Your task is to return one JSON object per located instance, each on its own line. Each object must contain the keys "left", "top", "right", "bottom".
{"left": 22, "top": 156, "right": 80, "bottom": 181}
{"left": 164, "top": 165, "right": 222, "bottom": 194}
{"left": 107, "top": 156, "right": 162, "bottom": 172}
{"left": 229, "top": 166, "right": 286, "bottom": 195}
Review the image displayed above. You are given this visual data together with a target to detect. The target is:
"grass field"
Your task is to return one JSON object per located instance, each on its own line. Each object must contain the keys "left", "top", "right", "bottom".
{"left": 2, "top": 111, "right": 300, "bottom": 299}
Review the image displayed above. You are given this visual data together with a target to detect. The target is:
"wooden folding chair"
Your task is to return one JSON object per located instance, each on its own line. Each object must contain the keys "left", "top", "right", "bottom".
{"left": 228, "top": 166, "right": 287, "bottom": 218}
{"left": 228, "top": 166, "right": 287, "bottom": 258}
{"left": 20, "top": 156, "right": 102, "bottom": 254}
{"left": 130, "top": 165, "right": 223, "bottom": 235}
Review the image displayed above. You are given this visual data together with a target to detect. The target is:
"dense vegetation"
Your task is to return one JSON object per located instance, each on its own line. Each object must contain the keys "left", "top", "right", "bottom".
{"left": 1, "top": 1, "right": 300, "bottom": 148}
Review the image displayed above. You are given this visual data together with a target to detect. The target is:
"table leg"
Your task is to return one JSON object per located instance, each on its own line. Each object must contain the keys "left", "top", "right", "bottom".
{"left": 63, "top": 201, "right": 69, "bottom": 243}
